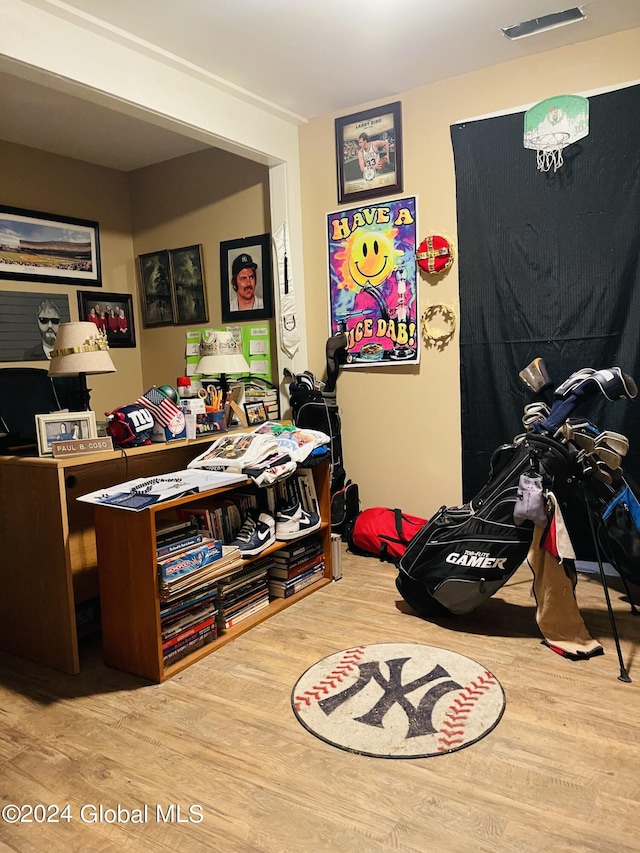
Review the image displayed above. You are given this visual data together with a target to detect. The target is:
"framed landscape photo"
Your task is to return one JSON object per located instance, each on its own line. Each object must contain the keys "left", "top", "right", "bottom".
{"left": 137, "top": 250, "right": 175, "bottom": 327}
{"left": 335, "top": 101, "right": 403, "bottom": 204}
{"left": 220, "top": 233, "right": 273, "bottom": 323}
{"left": 169, "top": 244, "right": 209, "bottom": 325}
{"left": 0, "top": 205, "right": 101, "bottom": 286}
{"left": 77, "top": 290, "right": 136, "bottom": 348}
{"left": 36, "top": 411, "right": 97, "bottom": 456}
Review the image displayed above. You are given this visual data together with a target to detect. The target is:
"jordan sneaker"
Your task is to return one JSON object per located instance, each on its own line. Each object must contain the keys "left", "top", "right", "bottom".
{"left": 275, "top": 501, "right": 321, "bottom": 540}
{"left": 231, "top": 511, "right": 276, "bottom": 556}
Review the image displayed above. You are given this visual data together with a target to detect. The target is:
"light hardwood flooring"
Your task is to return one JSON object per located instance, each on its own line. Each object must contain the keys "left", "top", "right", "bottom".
{"left": 1, "top": 549, "right": 639, "bottom": 853}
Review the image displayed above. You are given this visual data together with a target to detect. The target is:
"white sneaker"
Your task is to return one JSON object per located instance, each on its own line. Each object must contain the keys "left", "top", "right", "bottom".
{"left": 231, "top": 512, "right": 276, "bottom": 556}
{"left": 275, "top": 502, "right": 321, "bottom": 540}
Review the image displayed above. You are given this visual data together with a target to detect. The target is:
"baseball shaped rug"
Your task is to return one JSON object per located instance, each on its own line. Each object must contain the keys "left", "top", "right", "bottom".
{"left": 291, "top": 643, "right": 505, "bottom": 758}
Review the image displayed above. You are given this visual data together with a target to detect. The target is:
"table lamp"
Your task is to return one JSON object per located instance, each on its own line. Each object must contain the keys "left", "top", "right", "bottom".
{"left": 48, "top": 322, "right": 116, "bottom": 411}
{"left": 195, "top": 330, "right": 249, "bottom": 399}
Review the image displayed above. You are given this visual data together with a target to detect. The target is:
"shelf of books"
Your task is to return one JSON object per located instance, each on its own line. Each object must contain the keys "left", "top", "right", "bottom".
{"left": 93, "top": 459, "right": 332, "bottom": 682}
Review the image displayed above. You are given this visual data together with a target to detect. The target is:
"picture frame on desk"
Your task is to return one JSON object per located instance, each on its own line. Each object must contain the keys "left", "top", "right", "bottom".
{"left": 36, "top": 411, "right": 97, "bottom": 456}
{"left": 244, "top": 401, "right": 267, "bottom": 425}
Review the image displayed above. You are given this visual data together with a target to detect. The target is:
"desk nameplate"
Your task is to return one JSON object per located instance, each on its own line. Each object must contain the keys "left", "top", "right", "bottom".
{"left": 52, "top": 437, "right": 114, "bottom": 457}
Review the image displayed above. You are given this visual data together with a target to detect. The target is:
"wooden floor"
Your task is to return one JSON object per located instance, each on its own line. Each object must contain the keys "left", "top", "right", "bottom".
{"left": 1, "top": 549, "right": 639, "bottom": 853}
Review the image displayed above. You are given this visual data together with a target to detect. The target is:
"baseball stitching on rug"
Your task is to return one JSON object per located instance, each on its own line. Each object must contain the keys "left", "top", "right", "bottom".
{"left": 436, "top": 671, "right": 497, "bottom": 752}
{"left": 293, "top": 646, "right": 366, "bottom": 711}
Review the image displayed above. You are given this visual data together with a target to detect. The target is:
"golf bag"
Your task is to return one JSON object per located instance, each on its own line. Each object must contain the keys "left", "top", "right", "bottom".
{"left": 286, "top": 333, "right": 361, "bottom": 535}
{"left": 397, "top": 433, "right": 581, "bottom": 617}
{"left": 290, "top": 386, "right": 346, "bottom": 493}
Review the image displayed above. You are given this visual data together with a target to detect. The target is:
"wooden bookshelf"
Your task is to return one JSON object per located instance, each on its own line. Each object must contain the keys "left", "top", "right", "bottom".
{"left": 0, "top": 432, "right": 224, "bottom": 674}
{"left": 93, "top": 459, "right": 332, "bottom": 682}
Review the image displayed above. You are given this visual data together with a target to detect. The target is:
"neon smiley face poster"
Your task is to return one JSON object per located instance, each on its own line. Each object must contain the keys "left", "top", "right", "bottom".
{"left": 327, "top": 196, "right": 419, "bottom": 367}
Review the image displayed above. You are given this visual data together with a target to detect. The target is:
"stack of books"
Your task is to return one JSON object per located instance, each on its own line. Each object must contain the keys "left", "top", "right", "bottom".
{"left": 244, "top": 378, "right": 280, "bottom": 421}
{"left": 155, "top": 518, "right": 204, "bottom": 558}
{"left": 156, "top": 517, "right": 245, "bottom": 666}
{"left": 268, "top": 536, "right": 325, "bottom": 599}
{"left": 215, "top": 556, "right": 274, "bottom": 629}
{"left": 266, "top": 468, "right": 318, "bottom": 516}
{"left": 160, "top": 589, "right": 219, "bottom": 667}
{"left": 176, "top": 491, "right": 258, "bottom": 544}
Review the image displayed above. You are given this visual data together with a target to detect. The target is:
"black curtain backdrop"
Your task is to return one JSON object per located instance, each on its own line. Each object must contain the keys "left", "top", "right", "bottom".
{"left": 451, "top": 84, "right": 640, "bottom": 503}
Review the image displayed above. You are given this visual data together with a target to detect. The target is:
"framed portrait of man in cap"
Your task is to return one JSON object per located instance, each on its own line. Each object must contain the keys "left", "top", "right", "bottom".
{"left": 220, "top": 233, "right": 273, "bottom": 322}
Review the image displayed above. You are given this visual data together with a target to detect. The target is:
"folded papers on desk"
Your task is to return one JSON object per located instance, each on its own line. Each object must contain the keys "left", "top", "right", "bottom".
{"left": 77, "top": 469, "right": 248, "bottom": 511}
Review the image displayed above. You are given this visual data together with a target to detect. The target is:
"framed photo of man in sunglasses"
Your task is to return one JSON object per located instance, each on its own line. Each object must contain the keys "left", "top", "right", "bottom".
{"left": 0, "top": 291, "right": 70, "bottom": 362}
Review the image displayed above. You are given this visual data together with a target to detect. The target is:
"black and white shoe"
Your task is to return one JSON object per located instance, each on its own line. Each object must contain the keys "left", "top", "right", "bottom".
{"left": 275, "top": 502, "right": 321, "bottom": 540}
{"left": 231, "top": 512, "right": 276, "bottom": 556}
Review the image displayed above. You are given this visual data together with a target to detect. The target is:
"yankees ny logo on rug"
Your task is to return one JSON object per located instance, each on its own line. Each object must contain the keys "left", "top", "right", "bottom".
{"left": 291, "top": 643, "right": 505, "bottom": 758}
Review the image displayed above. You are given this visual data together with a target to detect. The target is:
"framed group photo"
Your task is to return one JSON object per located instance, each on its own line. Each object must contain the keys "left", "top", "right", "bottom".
{"left": 335, "top": 101, "right": 403, "bottom": 204}
{"left": 77, "top": 290, "right": 136, "bottom": 348}
{"left": 36, "top": 411, "right": 98, "bottom": 456}
{"left": 220, "top": 233, "right": 273, "bottom": 323}
{"left": 0, "top": 205, "right": 101, "bottom": 286}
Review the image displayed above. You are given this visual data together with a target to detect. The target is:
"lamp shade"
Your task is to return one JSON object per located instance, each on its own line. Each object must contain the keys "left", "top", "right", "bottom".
{"left": 48, "top": 322, "right": 116, "bottom": 377}
{"left": 195, "top": 330, "right": 250, "bottom": 376}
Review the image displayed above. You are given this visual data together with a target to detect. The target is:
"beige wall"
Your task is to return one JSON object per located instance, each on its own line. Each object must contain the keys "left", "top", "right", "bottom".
{"left": 128, "top": 147, "right": 272, "bottom": 390}
{"left": 0, "top": 142, "right": 272, "bottom": 423}
{"left": 0, "top": 140, "right": 140, "bottom": 418}
{"left": 298, "top": 28, "right": 640, "bottom": 517}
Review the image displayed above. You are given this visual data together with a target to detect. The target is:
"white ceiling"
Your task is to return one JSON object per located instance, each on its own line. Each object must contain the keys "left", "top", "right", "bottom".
{"left": 2, "top": 0, "right": 639, "bottom": 171}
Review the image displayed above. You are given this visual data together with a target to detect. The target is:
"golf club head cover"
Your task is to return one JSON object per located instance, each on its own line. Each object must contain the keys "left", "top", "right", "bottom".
{"left": 533, "top": 367, "right": 638, "bottom": 434}
{"left": 325, "top": 332, "right": 348, "bottom": 393}
{"left": 554, "top": 367, "right": 637, "bottom": 402}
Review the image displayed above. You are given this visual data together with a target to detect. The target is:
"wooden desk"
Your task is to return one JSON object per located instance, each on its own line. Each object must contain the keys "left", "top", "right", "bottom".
{"left": 0, "top": 436, "right": 218, "bottom": 674}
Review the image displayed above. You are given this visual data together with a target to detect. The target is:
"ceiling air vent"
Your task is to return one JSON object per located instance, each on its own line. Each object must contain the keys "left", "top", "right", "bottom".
{"left": 502, "top": 7, "right": 585, "bottom": 40}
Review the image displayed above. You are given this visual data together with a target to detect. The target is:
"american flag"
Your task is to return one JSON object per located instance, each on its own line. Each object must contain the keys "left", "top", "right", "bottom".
{"left": 136, "top": 387, "right": 182, "bottom": 427}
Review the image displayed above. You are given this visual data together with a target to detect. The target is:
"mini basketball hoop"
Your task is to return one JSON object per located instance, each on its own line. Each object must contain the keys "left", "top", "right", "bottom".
{"left": 524, "top": 95, "right": 589, "bottom": 172}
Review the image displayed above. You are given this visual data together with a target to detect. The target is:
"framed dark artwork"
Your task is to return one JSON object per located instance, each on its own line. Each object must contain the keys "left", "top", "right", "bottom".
{"left": 244, "top": 401, "right": 267, "bottom": 425}
{"left": 335, "top": 101, "right": 403, "bottom": 204}
{"left": 137, "top": 250, "right": 175, "bottom": 327}
{"left": 0, "top": 290, "right": 71, "bottom": 362}
{"left": 0, "top": 205, "right": 101, "bottom": 286}
{"left": 77, "top": 290, "right": 136, "bottom": 348}
{"left": 169, "top": 244, "right": 209, "bottom": 325}
{"left": 220, "top": 233, "right": 273, "bottom": 323}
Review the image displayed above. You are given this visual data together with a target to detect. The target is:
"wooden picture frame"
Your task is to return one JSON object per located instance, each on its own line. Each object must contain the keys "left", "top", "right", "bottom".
{"left": 335, "top": 101, "right": 403, "bottom": 204}
{"left": 137, "top": 250, "right": 175, "bottom": 327}
{"left": 0, "top": 205, "right": 101, "bottom": 286}
{"left": 244, "top": 401, "right": 267, "bottom": 426}
{"left": 36, "top": 411, "right": 97, "bottom": 457}
{"left": 169, "top": 244, "right": 209, "bottom": 325}
{"left": 220, "top": 234, "right": 273, "bottom": 322}
{"left": 77, "top": 290, "right": 136, "bottom": 348}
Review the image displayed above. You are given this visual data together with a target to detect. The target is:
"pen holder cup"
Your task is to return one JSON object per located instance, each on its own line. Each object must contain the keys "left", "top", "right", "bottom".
{"left": 196, "top": 410, "right": 226, "bottom": 435}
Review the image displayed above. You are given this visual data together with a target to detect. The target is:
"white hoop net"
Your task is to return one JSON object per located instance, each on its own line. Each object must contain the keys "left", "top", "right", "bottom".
{"left": 530, "top": 131, "right": 571, "bottom": 172}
